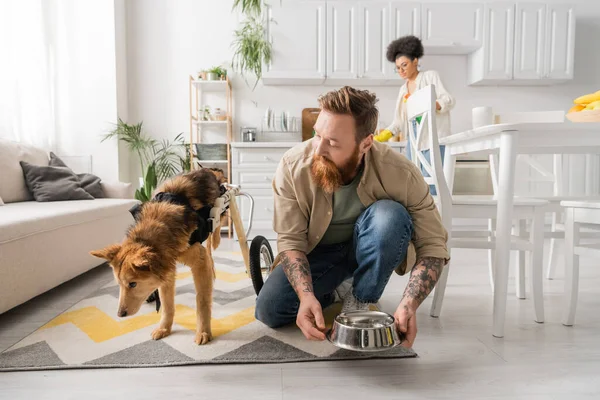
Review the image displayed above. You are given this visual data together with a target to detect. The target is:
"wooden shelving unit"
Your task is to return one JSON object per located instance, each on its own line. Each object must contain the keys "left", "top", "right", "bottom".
{"left": 189, "top": 75, "right": 233, "bottom": 237}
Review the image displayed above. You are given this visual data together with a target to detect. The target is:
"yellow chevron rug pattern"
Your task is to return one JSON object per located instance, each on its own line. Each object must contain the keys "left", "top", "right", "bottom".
{"left": 0, "top": 251, "right": 416, "bottom": 371}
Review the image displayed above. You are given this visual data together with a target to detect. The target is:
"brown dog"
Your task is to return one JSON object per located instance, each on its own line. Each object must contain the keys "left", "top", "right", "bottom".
{"left": 90, "top": 168, "right": 226, "bottom": 345}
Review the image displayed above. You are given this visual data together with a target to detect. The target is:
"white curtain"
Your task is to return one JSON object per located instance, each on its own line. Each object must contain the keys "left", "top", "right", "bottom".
{"left": 0, "top": 0, "right": 56, "bottom": 150}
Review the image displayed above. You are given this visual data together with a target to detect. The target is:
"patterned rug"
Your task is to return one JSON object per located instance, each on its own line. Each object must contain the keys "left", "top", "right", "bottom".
{"left": 0, "top": 250, "right": 416, "bottom": 371}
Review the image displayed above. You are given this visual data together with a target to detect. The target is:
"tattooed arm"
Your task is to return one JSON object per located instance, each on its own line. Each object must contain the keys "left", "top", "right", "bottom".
{"left": 401, "top": 257, "right": 445, "bottom": 309}
{"left": 278, "top": 250, "right": 326, "bottom": 341}
{"left": 279, "top": 250, "right": 313, "bottom": 299}
{"left": 395, "top": 257, "right": 446, "bottom": 348}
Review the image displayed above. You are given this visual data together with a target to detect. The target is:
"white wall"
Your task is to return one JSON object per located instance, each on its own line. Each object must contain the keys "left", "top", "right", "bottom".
{"left": 123, "top": 0, "right": 600, "bottom": 183}
{"left": 49, "top": 0, "right": 122, "bottom": 182}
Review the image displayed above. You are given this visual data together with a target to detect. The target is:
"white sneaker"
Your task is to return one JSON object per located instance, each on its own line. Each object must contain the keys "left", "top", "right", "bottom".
{"left": 341, "top": 287, "right": 372, "bottom": 313}
{"left": 334, "top": 278, "right": 353, "bottom": 303}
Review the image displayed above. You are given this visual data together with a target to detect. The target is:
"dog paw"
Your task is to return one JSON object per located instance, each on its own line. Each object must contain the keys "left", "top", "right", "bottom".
{"left": 194, "top": 331, "right": 212, "bottom": 345}
{"left": 151, "top": 328, "right": 171, "bottom": 340}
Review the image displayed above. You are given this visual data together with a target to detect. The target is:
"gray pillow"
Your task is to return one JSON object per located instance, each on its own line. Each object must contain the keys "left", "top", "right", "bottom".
{"left": 49, "top": 152, "right": 105, "bottom": 198}
{"left": 20, "top": 161, "right": 94, "bottom": 202}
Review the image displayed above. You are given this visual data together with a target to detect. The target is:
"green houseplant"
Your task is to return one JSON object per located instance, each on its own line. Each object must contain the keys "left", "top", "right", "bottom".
{"left": 232, "top": 0, "right": 262, "bottom": 16}
{"left": 102, "top": 118, "right": 190, "bottom": 202}
{"left": 231, "top": 14, "right": 272, "bottom": 91}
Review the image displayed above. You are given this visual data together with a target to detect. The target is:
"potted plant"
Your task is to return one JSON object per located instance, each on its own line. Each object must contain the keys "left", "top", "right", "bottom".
{"left": 231, "top": 13, "right": 272, "bottom": 90}
{"left": 200, "top": 105, "right": 211, "bottom": 121}
{"left": 101, "top": 119, "right": 189, "bottom": 202}
{"left": 206, "top": 66, "right": 227, "bottom": 81}
{"left": 198, "top": 70, "right": 208, "bottom": 80}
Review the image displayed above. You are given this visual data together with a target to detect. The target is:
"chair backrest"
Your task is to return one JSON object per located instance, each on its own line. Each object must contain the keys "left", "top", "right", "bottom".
{"left": 406, "top": 85, "right": 452, "bottom": 216}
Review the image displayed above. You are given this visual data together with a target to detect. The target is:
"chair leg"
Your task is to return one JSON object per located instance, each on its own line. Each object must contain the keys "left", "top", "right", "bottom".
{"left": 430, "top": 250, "right": 451, "bottom": 318}
{"left": 516, "top": 219, "right": 527, "bottom": 299}
{"left": 546, "top": 212, "right": 561, "bottom": 280}
{"left": 563, "top": 208, "right": 580, "bottom": 326}
{"left": 487, "top": 219, "right": 496, "bottom": 291}
{"left": 530, "top": 210, "right": 545, "bottom": 323}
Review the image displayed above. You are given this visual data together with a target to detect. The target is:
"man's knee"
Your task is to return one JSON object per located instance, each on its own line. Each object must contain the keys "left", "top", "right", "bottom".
{"left": 255, "top": 288, "right": 296, "bottom": 329}
{"left": 360, "top": 199, "right": 412, "bottom": 239}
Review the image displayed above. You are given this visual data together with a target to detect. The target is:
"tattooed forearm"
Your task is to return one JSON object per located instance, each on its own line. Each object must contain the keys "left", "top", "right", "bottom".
{"left": 279, "top": 250, "right": 313, "bottom": 298}
{"left": 401, "top": 257, "right": 445, "bottom": 308}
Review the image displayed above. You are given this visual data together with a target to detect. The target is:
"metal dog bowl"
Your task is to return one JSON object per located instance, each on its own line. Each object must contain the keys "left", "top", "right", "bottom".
{"left": 326, "top": 310, "right": 403, "bottom": 352}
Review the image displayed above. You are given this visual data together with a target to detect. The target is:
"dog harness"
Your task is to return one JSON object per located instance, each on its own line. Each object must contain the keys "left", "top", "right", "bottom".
{"left": 128, "top": 188, "right": 225, "bottom": 246}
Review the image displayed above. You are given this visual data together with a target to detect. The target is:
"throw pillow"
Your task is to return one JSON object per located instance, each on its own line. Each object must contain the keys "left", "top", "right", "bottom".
{"left": 49, "top": 152, "right": 105, "bottom": 198}
{"left": 20, "top": 161, "right": 94, "bottom": 202}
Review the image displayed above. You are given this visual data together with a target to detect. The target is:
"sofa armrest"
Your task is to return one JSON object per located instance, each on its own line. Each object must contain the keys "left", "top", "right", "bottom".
{"left": 101, "top": 181, "right": 134, "bottom": 199}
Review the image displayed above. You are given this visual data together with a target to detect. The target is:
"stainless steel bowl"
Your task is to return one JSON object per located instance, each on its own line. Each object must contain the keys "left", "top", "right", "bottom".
{"left": 326, "top": 310, "right": 404, "bottom": 352}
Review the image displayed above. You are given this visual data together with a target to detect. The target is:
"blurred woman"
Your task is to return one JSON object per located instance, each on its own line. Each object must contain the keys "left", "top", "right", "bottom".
{"left": 379, "top": 35, "right": 455, "bottom": 194}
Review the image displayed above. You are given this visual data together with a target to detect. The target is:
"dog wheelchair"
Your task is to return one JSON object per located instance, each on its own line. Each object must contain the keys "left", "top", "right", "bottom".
{"left": 209, "top": 184, "right": 274, "bottom": 296}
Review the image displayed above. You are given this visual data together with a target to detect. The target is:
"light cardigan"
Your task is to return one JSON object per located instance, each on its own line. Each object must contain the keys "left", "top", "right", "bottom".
{"left": 385, "top": 70, "right": 455, "bottom": 150}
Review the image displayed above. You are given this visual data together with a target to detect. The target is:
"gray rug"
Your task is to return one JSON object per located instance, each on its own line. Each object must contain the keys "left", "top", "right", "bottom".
{"left": 0, "top": 252, "right": 416, "bottom": 371}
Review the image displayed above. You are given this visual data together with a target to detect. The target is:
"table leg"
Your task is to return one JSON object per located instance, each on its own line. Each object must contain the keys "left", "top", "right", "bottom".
{"left": 493, "top": 131, "right": 518, "bottom": 338}
{"left": 443, "top": 150, "right": 456, "bottom": 194}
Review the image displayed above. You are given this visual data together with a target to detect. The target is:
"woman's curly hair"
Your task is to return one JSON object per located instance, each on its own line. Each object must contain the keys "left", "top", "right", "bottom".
{"left": 386, "top": 35, "right": 424, "bottom": 63}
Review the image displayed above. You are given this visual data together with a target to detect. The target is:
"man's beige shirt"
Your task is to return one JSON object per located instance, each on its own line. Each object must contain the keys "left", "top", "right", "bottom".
{"left": 271, "top": 139, "right": 449, "bottom": 275}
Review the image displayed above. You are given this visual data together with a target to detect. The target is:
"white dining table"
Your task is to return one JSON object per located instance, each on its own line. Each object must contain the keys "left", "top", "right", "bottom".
{"left": 440, "top": 121, "right": 600, "bottom": 338}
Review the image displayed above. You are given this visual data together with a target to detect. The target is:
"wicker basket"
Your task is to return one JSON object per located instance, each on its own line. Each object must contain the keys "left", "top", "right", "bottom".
{"left": 195, "top": 143, "right": 228, "bottom": 160}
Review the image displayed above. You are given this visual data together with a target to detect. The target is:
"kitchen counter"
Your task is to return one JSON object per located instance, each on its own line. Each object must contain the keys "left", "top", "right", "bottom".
{"left": 231, "top": 141, "right": 407, "bottom": 148}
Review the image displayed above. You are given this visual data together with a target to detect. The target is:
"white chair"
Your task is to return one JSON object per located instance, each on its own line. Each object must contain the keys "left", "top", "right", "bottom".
{"left": 560, "top": 200, "right": 600, "bottom": 326}
{"left": 406, "top": 85, "right": 549, "bottom": 333}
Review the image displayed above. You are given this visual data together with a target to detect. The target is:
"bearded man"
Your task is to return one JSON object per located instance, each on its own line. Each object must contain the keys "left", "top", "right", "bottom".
{"left": 254, "top": 86, "right": 449, "bottom": 348}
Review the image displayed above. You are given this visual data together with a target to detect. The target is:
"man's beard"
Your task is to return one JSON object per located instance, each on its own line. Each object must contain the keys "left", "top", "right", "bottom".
{"left": 311, "top": 146, "right": 361, "bottom": 194}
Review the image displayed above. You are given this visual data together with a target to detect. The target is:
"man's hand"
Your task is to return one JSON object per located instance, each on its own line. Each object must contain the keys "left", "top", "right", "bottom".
{"left": 397, "top": 257, "right": 445, "bottom": 347}
{"left": 394, "top": 302, "right": 417, "bottom": 348}
{"left": 297, "top": 296, "right": 326, "bottom": 341}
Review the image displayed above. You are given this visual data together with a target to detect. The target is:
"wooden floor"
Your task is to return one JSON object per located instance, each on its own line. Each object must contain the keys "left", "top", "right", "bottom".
{"left": 1, "top": 239, "right": 599, "bottom": 399}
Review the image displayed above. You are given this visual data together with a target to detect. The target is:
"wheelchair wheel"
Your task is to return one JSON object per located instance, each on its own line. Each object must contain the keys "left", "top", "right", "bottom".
{"left": 249, "top": 235, "right": 274, "bottom": 296}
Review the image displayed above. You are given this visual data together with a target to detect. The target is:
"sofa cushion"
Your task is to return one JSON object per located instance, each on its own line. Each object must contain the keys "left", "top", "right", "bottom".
{"left": 20, "top": 161, "right": 95, "bottom": 202}
{"left": 0, "top": 198, "right": 139, "bottom": 243}
{"left": 49, "top": 152, "right": 106, "bottom": 198}
{"left": 0, "top": 138, "right": 49, "bottom": 203}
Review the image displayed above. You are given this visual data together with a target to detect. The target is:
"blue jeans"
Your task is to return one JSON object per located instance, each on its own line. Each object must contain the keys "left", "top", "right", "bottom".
{"left": 406, "top": 120, "right": 445, "bottom": 195}
{"left": 255, "top": 200, "right": 413, "bottom": 328}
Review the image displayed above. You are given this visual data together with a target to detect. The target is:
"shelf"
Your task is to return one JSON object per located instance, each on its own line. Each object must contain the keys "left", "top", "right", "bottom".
{"left": 195, "top": 159, "right": 228, "bottom": 164}
{"left": 193, "top": 120, "right": 228, "bottom": 125}
{"left": 191, "top": 80, "right": 228, "bottom": 91}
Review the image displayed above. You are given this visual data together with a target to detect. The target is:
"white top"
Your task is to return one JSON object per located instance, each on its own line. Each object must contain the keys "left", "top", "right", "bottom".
{"left": 385, "top": 70, "right": 455, "bottom": 150}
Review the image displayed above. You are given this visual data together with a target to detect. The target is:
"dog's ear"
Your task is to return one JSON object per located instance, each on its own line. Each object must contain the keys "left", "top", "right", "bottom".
{"left": 129, "top": 249, "right": 156, "bottom": 272}
{"left": 90, "top": 244, "right": 121, "bottom": 263}
{"left": 129, "top": 203, "right": 144, "bottom": 221}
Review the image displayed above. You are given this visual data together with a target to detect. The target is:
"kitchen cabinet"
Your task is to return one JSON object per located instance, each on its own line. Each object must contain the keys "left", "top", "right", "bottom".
{"left": 261, "top": 1, "right": 327, "bottom": 85}
{"left": 420, "top": 2, "right": 483, "bottom": 54}
{"left": 357, "top": 2, "right": 390, "bottom": 80}
{"left": 514, "top": 2, "right": 546, "bottom": 80}
{"left": 326, "top": 2, "right": 358, "bottom": 80}
{"left": 467, "top": 2, "right": 515, "bottom": 84}
{"left": 468, "top": 2, "right": 576, "bottom": 85}
{"left": 325, "top": 1, "right": 392, "bottom": 84}
{"left": 261, "top": 1, "right": 575, "bottom": 87}
{"left": 544, "top": 3, "right": 575, "bottom": 80}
